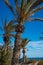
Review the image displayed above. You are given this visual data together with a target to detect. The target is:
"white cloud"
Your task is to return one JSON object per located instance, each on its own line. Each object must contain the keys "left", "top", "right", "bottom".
{"left": 26, "top": 41, "right": 43, "bottom": 50}
{"left": 23, "top": 41, "right": 43, "bottom": 58}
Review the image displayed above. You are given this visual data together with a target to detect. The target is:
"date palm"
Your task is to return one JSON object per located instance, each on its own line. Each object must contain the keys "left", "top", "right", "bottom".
{"left": 0, "top": 19, "right": 16, "bottom": 65}
{"left": 0, "top": 18, "right": 16, "bottom": 44}
{"left": 21, "top": 38, "right": 30, "bottom": 63}
{"left": 4, "top": 0, "right": 43, "bottom": 65}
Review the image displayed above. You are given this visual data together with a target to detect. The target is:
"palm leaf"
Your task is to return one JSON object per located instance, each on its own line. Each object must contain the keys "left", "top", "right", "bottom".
{"left": 4, "top": 0, "right": 15, "bottom": 15}
{"left": 29, "top": 0, "right": 43, "bottom": 11}
{"left": 7, "top": 19, "right": 17, "bottom": 27}
{"left": 0, "top": 34, "right": 15, "bottom": 38}
{"left": 30, "top": 6, "right": 43, "bottom": 15}
{"left": 30, "top": 18, "right": 43, "bottom": 22}
{"left": 6, "top": 22, "right": 17, "bottom": 33}
{"left": 14, "top": 0, "right": 19, "bottom": 15}
{"left": 21, "top": 39, "right": 30, "bottom": 48}
{"left": 4, "top": 34, "right": 15, "bottom": 37}
{"left": 25, "top": 6, "right": 43, "bottom": 21}
{"left": 25, "top": 0, "right": 43, "bottom": 18}
{"left": 1, "top": 19, "right": 16, "bottom": 33}
{"left": 3, "top": 18, "right": 7, "bottom": 32}
{"left": 7, "top": 25, "right": 16, "bottom": 33}
{"left": 21, "top": 0, "right": 25, "bottom": 10}
{"left": 4, "top": 19, "right": 17, "bottom": 33}
{"left": 24, "top": 0, "right": 37, "bottom": 14}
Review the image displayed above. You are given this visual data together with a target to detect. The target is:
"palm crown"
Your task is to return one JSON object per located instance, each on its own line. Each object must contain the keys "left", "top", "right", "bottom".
{"left": 0, "top": 18, "right": 16, "bottom": 44}
{"left": 4, "top": 0, "right": 43, "bottom": 25}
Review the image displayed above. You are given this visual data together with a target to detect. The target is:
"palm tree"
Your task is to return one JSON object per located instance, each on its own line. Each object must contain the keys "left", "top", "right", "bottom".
{"left": 21, "top": 38, "right": 30, "bottom": 63}
{"left": 0, "top": 19, "right": 16, "bottom": 65}
{"left": 0, "top": 18, "right": 16, "bottom": 45}
{"left": 0, "top": 44, "right": 13, "bottom": 65}
{"left": 4, "top": 0, "right": 43, "bottom": 65}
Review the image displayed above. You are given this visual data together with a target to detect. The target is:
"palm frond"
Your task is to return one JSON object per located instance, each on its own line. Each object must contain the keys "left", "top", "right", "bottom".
{"left": 6, "top": 25, "right": 17, "bottom": 33}
{"left": 25, "top": 6, "right": 43, "bottom": 20}
{"left": 0, "top": 18, "right": 16, "bottom": 34}
{"left": 21, "top": 39, "right": 30, "bottom": 48}
{"left": 30, "top": 18, "right": 43, "bottom": 22}
{"left": 29, "top": 0, "right": 43, "bottom": 11}
{"left": 4, "top": 0, "right": 15, "bottom": 15}
{"left": 24, "top": 0, "right": 37, "bottom": 14}
{"left": 14, "top": 0, "right": 20, "bottom": 15}
{"left": 21, "top": 0, "right": 25, "bottom": 10}
{"left": 0, "top": 34, "right": 15, "bottom": 38}
{"left": 30, "top": 6, "right": 43, "bottom": 16}
{"left": 24, "top": 0, "right": 43, "bottom": 18}
{"left": 3, "top": 18, "right": 7, "bottom": 32}
{"left": 4, "top": 34, "right": 15, "bottom": 37}
{"left": 7, "top": 19, "right": 17, "bottom": 27}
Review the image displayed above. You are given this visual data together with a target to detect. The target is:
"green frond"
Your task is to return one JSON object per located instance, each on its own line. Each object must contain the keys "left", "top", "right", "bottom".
{"left": 21, "top": 38, "right": 30, "bottom": 48}
{"left": 4, "top": 0, "right": 14, "bottom": 15}
{"left": 21, "top": 0, "right": 25, "bottom": 10}
{"left": 30, "top": 18, "right": 43, "bottom": 22}
{"left": 0, "top": 19, "right": 16, "bottom": 34}
{"left": 7, "top": 20, "right": 14, "bottom": 27}
{"left": 0, "top": 34, "right": 15, "bottom": 38}
{"left": 4, "top": 34, "right": 15, "bottom": 38}
{"left": 30, "top": 6, "right": 43, "bottom": 16}
{"left": 15, "top": 0, "right": 19, "bottom": 15}
{"left": 24, "top": 0, "right": 37, "bottom": 14}
{"left": 24, "top": 0, "right": 43, "bottom": 18}
{"left": 29, "top": 0, "right": 43, "bottom": 11}
{"left": 5, "top": 25, "right": 16, "bottom": 33}
{"left": 4, "top": 19, "right": 17, "bottom": 33}
{"left": 7, "top": 19, "right": 17, "bottom": 27}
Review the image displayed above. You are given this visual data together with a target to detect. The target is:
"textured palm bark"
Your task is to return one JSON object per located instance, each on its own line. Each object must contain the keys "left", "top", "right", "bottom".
{"left": 11, "top": 32, "right": 22, "bottom": 65}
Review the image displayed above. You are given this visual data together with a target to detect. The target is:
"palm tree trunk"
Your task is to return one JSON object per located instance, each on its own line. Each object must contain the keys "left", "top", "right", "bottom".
{"left": 11, "top": 32, "right": 22, "bottom": 65}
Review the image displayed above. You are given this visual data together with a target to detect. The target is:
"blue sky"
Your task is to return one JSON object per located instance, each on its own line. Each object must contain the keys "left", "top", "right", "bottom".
{"left": 0, "top": 0, "right": 43, "bottom": 58}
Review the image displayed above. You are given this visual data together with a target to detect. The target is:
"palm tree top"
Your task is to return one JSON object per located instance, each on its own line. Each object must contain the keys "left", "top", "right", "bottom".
{"left": 4, "top": 0, "right": 43, "bottom": 24}
{"left": 21, "top": 38, "right": 31, "bottom": 48}
{"left": 0, "top": 18, "right": 17, "bottom": 38}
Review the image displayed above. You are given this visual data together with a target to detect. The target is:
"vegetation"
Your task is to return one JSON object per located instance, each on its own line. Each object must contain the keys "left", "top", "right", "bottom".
{"left": 0, "top": 45, "right": 12, "bottom": 65}
{"left": 0, "top": 0, "right": 43, "bottom": 65}
{"left": 21, "top": 38, "right": 30, "bottom": 62}
{"left": 37, "top": 60, "right": 43, "bottom": 65}
{"left": 0, "top": 19, "right": 15, "bottom": 65}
